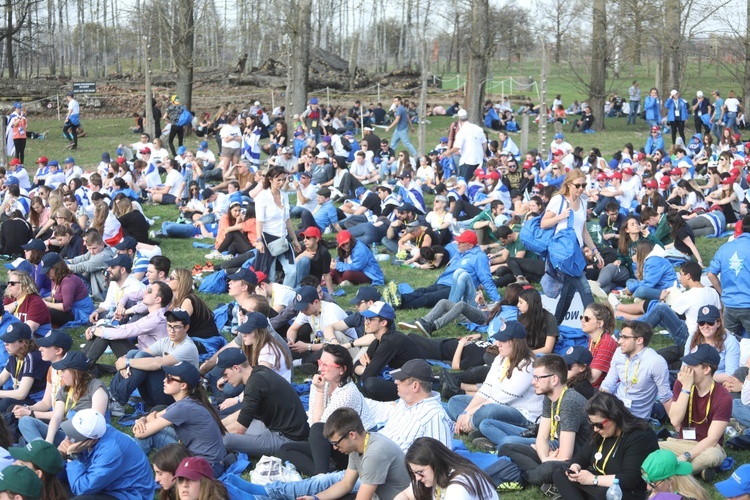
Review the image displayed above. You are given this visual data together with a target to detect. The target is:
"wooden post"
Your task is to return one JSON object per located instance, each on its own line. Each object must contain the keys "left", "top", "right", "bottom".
{"left": 520, "top": 114, "right": 529, "bottom": 156}
{"left": 143, "top": 36, "right": 155, "bottom": 139}
{"left": 0, "top": 116, "right": 6, "bottom": 166}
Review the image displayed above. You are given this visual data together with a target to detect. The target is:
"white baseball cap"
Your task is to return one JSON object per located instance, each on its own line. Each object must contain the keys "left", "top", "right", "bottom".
{"left": 60, "top": 409, "right": 106, "bottom": 443}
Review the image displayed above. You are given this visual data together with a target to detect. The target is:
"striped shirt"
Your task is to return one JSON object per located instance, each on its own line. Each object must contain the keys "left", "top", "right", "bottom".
{"left": 376, "top": 392, "right": 454, "bottom": 453}
{"left": 590, "top": 333, "right": 618, "bottom": 388}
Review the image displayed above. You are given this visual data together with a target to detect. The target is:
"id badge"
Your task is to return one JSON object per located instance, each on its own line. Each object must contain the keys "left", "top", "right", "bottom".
{"left": 682, "top": 427, "right": 697, "bottom": 440}
{"left": 622, "top": 398, "right": 632, "bottom": 409}
{"left": 312, "top": 120, "right": 318, "bottom": 128}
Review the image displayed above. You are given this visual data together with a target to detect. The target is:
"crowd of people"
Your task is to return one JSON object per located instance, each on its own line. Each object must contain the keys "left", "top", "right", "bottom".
{"left": 0, "top": 88, "right": 750, "bottom": 499}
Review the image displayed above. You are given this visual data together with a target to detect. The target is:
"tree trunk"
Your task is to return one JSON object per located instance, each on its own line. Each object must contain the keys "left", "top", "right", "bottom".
{"left": 77, "top": 0, "right": 85, "bottom": 76}
{"left": 174, "top": 0, "right": 195, "bottom": 111}
{"left": 465, "top": 0, "right": 490, "bottom": 123}
{"left": 662, "top": 0, "right": 681, "bottom": 94}
{"left": 287, "top": 0, "right": 311, "bottom": 116}
{"left": 744, "top": 0, "right": 750, "bottom": 112}
{"left": 6, "top": 0, "right": 14, "bottom": 79}
{"left": 589, "top": 0, "right": 607, "bottom": 131}
{"left": 633, "top": 9, "right": 642, "bottom": 66}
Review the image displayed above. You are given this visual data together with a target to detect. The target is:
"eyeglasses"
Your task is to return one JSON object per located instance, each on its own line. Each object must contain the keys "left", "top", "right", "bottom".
{"left": 410, "top": 468, "right": 427, "bottom": 478}
{"left": 165, "top": 374, "right": 184, "bottom": 384}
{"left": 329, "top": 431, "right": 353, "bottom": 447}
{"left": 7, "top": 281, "right": 19, "bottom": 286}
{"left": 591, "top": 418, "right": 610, "bottom": 429}
{"left": 533, "top": 374, "right": 555, "bottom": 381}
{"left": 572, "top": 183, "right": 586, "bottom": 189}
{"left": 167, "top": 323, "right": 185, "bottom": 332}
{"left": 317, "top": 360, "right": 341, "bottom": 370}
{"left": 619, "top": 334, "right": 638, "bottom": 340}
{"left": 642, "top": 475, "right": 664, "bottom": 490}
{"left": 698, "top": 320, "right": 717, "bottom": 327}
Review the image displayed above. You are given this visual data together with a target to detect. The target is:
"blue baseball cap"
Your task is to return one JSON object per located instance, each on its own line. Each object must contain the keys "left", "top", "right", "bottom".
{"left": 4, "top": 257, "right": 34, "bottom": 274}
{"left": 562, "top": 345, "right": 593, "bottom": 367}
{"left": 215, "top": 348, "right": 248, "bottom": 370}
{"left": 294, "top": 286, "right": 320, "bottom": 311}
{"left": 360, "top": 301, "right": 396, "bottom": 321}
{"left": 36, "top": 330, "right": 73, "bottom": 351}
{"left": 0, "top": 322, "right": 32, "bottom": 343}
{"left": 237, "top": 312, "right": 268, "bottom": 333}
{"left": 177, "top": 146, "right": 187, "bottom": 155}
{"left": 490, "top": 320, "right": 527, "bottom": 342}
{"left": 165, "top": 307, "right": 191, "bottom": 325}
{"left": 227, "top": 268, "right": 258, "bottom": 285}
{"left": 102, "top": 152, "right": 111, "bottom": 162}
{"left": 48, "top": 160, "right": 59, "bottom": 167}
{"left": 5, "top": 177, "right": 19, "bottom": 186}
{"left": 163, "top": 362, "right": 201, "bottom": 387}
{"left": 115, "top": 236, "right": 138, "bottom": 251}
{"left": 64, "top": 156, "right": 75, "bottom": 164}
{"left": 310, "top": 97, "right": 319, "bottom": 104}
{"left": 51, "top": 350, "right": 89, "bottom": 371}
{"left": 717, "top": 464, "right": 750, "bottom": 497}
{"left": 350, "top": 286, "right": 381, "bottom": 305}
{"left": 681, "top": 343, "right": 721, "bottom": 367}
{"left": 105, "top": 254, "right": 132, "bottom": 272}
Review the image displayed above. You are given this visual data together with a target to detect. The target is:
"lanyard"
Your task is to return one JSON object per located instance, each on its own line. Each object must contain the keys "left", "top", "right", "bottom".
{"left": 13, "top": 295, "right": 26, "bottom": 316}
{"left": 623, "top": 357, "right": 641, "bottom": 394}
{"left": 593, "top": 436, "right": 620, "bottom": 474}
{"left": 589, "top": 332, "right": 602, "bottom": 353}
{"left": 434, "top": 486, "right": 444, "bottom": 500}
{"left": 497, "top": 358, "right": 510, "bottom": 383}
{"left": 13, "top": 358, "right": 23, "bottom": 390}
{"left": 688, "top": 382, "right": 715, "bottom": 426}
{"left": 65, "top": 389, "right": 75, "bottom": 414}
{"left": 550, "top": 387, "right": 568, "bottom": 440}
{"left": 363, "top": 432, "right": 370, "bottom": 453}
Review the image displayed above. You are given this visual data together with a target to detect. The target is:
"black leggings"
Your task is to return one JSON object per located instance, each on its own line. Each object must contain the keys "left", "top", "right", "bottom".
{"left": 217, "top": 231, "right": 253, "bottom": 256}
{"left": 277, "top": 422, "right": 348, "bottom": 476}
{"left": 63, "top": 121, "right": 78, "bottom": 147}
{"left": 168, "top": 125, "right": 185, "bottom": 156}
{"left": 13, "top": 138, "right": 26, "bottom": 164}
{"left": 669, "top": 120, "right": 686, "bottom": 145}
{"left": 50, "top": 308, "right": 75, "bottom": 327}
{"left": 451, "top": 199, "right": 482, "bottom": 221}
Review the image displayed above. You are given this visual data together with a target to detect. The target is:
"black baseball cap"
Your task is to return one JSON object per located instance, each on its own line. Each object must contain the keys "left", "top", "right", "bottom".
{"left": 350, "top": 286, "right": 381, "bottom": 304}
{"left": 51, "top": 350, "right": 89, "bottom": 371}
{"left": 36, "top": 330, "right": 73, "bottom": 351}
{"left": 389, "top": 359, "right": 434, "bottom": 382}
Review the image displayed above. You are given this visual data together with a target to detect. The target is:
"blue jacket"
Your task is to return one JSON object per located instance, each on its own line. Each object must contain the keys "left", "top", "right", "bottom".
{"left": 627, "top": 246, "right": 676, "bottom": 294}
{"left": 335, "top": 239, "right": 384, "bottom": 285}
{"left": 644, "top": 96, "right": 661, "bottom": 121}
{"left": 665, "top": 97, "right": 689, "bottom": 122}
{"left": 66, "top": 426, "right": 155, "bottom": 500}
{"left": 707, "top": 233, "right": 750, "bottom": 308}
{"left": 484, "top": 107, "right": 500, "bottom": 128}
{"left": 645, "top": 134, "right": 664, "bottom": 155}
{"left": 687, "top": 134, "right": 702, "bottom": 157}
{"left": 436, "top": 245, "right": 500, "bottom": 301}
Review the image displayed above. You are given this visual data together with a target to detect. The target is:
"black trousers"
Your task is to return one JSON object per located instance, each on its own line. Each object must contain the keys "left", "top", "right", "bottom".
{"left": 168, "top": 125, "right": 185, "bottom": 156}
{"left": 277, "top": 422, "right": 348, "bottom": 476}
{"left": 63, "top": 121, "right": 78, "bottom": 146}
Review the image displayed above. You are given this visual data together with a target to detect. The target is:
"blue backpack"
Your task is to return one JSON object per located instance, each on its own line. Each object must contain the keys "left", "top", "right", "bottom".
{"left": 198, "top": 269, "right": 227, "bottom": 294}
{"left": 177, "top": 107, "right": 193, "bottom": 127}
{"left": 519, "top": 200, "right": 566, "bottom": 257}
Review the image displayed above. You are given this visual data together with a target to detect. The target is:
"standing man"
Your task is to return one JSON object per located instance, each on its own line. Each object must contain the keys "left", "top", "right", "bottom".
{"left": 627, "top": 81, "right": 641, "bottom": 125}
{"left": 710, "top": 90, "right": 724, "bottom": 141}
{"left": 385, "top": 96, "right": 417, "bottom": 157}
{"left": 665, "top": 89, "right": 688, "bottom": 146}
{"left": 707, "top": 214, "right": 750, "bottom": 336}
{"left": 301, "top": 97, "right": 323, "bottom": 144}
{"left": 63, "top": 91, "right": 81, "bottom": 150}
{"left": 441, "top": 109, "right": 487, "bottom": 182}
{"left": 691, "top": 91, "right": 712, "bottom": 136}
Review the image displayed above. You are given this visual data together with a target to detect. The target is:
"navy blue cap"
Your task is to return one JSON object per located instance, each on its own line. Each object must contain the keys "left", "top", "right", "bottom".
{"left": 105, "top": 254, "right": 132, "bottom": 272}
{"left": 0, "top": 322, "right": 32, "bottom": 343}
{"left": 227, "top": 268, "right": 258, "bottom": 285}
{"left": 51, "top": 351, "right": 89, "bottom": 371}
{"left": 360, "top": 301, "right": 396, "bottom": 320}
{"left": 39, "top": 253, "right": 61, "bottom": 274}
{"left": 350, "top": 286, "right": 381, "bottom": 304}
{"left": 102, "top": 152, "right": 111, "bottom": 162}
{"left": 490, "top": 320, "right": 527, "bottom": 342}
{"left": 163, "top": 362, "right": 201, "bottom": 387}
{"left": 562, "top": 345, "right": 593, "bottom": 367}
{"left": 165, "top": 308, "right": 191, "bottom": 325}
{"left": 36, "top": 330, "right": 73, "bottom": 351}
{"left": 300, "top": 171, "right": 312, "bottom": 178}
{"left": 215, "top": 348, "right": 248, "bottom": 370}
{"left": 4, "top": 257, "right": 34, "bottom": 274}
{"left": 682, "top": 343, "right": 721, "bottom": 366}
{"left": 115, "top": 236, "right": 138, "bottom": 250}
{"left": 294, "top": 286, "right": 320, "bottom": 311}
{"left": 237, "top": 312, "right": 268, "bottom": 333}
{"left": 397, "top": 203, "right": 417, "bottom": 213}
{"left": 697, "top": 305, "right": 720, "bottom": 324}
{"left": 21, "top": 239, "right": 45, "bottom": 252}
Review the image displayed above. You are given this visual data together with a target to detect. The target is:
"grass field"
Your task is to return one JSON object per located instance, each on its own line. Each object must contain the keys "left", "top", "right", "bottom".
{"left": 8, "top": 114, "right": 747, "bottom": 499}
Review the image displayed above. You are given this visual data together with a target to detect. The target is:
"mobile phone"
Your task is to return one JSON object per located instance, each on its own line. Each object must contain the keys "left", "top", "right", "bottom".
{"left": 564, "top": 468, "right": 576, "bottom": 475}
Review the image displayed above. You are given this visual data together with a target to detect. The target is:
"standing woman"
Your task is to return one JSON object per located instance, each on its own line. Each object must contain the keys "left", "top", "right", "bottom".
{"left": 254, "top": 166, "right": 301, "bottom": 287}
{"left": 7, "top": 103, "right": 27, "bottom": 164}
{"left": 644, "top": 88, "right": 662, "bottom": 129}
{"left": 41, "top": 253, "right": 95, "bottom": 328}
{"left": 395, "top": 437, "right": 498, "bottom": 500}
{"left": 167, "top": 95, "right": 185, "bottom": 156}
{"left": 540, "top": 169, "right": 603, "bottom": 324}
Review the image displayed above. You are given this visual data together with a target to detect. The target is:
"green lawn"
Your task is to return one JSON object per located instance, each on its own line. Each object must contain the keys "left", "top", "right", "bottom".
{"left": 8, "top": 115, "right": 747, "bottom": 499}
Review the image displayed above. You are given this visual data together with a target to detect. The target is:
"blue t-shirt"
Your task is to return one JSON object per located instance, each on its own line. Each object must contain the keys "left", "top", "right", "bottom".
{"left": 395, "top": 105, "right": 409, "bottom": 131}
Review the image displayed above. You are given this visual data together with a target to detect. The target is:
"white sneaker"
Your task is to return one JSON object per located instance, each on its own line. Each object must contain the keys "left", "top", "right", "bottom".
{"left": 205, "top": 250, "right": 223, "bottom": 260}
{"left": 608, "top": 292, "right": 620, "bottom": 308}
{"left": 589, "top": 280, "right": 607, "bottom": 301}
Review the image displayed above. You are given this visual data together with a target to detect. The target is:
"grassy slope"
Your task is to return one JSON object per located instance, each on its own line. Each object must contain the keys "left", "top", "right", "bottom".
{"left": 12, "top": 113, "right": 744, "bottom": 499}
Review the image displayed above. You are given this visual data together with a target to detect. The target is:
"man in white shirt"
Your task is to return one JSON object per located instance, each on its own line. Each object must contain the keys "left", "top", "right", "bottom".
{"left": 63, "top": 156, "right": 83, "bottom": 183}
{"left": 126, "top": 133, "right": 154, "bottom": 161}
{"left": 218, "top": 113, "right": 242, "bottom": 178}
{"left": 89, "top": 254, "right": 146, "bottom": 323}
{"left": 149, "top": 159, "right": 184, "bottom": 205}
{"left": 290, "top": 171, "right": 318, "bottom": 217}
{"left": 196, "top": 140, "right": 216, "bottom": 169}
{"left": 440, "top": 109, "right": 486, "bottom": 181}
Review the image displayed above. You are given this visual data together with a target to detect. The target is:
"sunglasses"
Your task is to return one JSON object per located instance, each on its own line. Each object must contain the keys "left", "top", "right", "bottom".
{"left": 581, "top": 315, "right": 594, "bottom": 322}
{"left": 165, "top": 374, "right": 184, "bottom": 384}
{"left": 698, "top": 320, "right": 717, "bottom": 327}
{"left": 591, "top": 418, "right": 610, "bottom": 430}
{"left": 6, "top": 281, "right": 19, "bottom": 286}
{"left": 572, "top": 183, "right": 586, "bottom": 189}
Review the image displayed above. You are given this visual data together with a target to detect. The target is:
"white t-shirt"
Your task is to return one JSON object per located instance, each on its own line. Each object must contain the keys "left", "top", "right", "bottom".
{"left": 151, "top": 147, "right": 170, "bottom": 165}
{"left": 425, "top": 210, "right": 453, "bottom": 231}
{"left": 258, "top": 342, "right": 292, "bottom": 382}
{"left": 294, "top": 302, "right": 356, "bottom": 341}
{"left": 296, "top": 183, "right": 319, "bottom": 212}
{"left": 164, "top": 169, "right": 184, "bottom": 197}
{"left": 68, "top": 99, "right": 80, "bottom": 116}
{"left": 453, "top": 122, "right": 486, "bottom": 166}
{"left": 438, "top": 475, "right": 499, "bottom": 500}
{"left": 725, "top": 98, "right": 741, "bottom": 113}
{"left": 220, "top": 124, "right": 242, "bottom": 149}
{"left": 670, "top": 286, "right": 722, "bottom": 337}
{"left": 131, "top": 142, "right": 154, "bottom": 160}
{"left": 255, "top": 189, "right": 291, "bottom": 237}
{"left": 196, "top": 149, "right": 216, "bottom": 164}
{"left": 546, "top": 194, "right": 586, "bottom": 245}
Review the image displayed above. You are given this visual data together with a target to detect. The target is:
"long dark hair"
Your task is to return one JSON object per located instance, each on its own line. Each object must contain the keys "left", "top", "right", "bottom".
{"left": 667, "top": 209, "right": 687, "bottom": 242}
{"left": 487, "top": 283, "right": 522, "bottom": 322}
{"left": 262, "top": 166, "right": 287, "bottom": 189}
{"left": 585, "top": 392, "right": 650, "bottom": 445}
{"left": 405, "top": 437, "right": 495, "bottom": 500}
{"left": 518, "top": 288, "right": 546, "bottom": 350}
{"left": 49, "top": 258, "right": 73, "bottom": 286}
{"left": 185, "top": 384, "right": 227, "bottom": 436}
{"left": 337, "top": 234, "right": 359, "bottom": 261}
{"left": 503, "top": 337, "right": 535, "bottom": 380}
{"left": 153, "top": 444, "right": 193, "bottom": 500}
{"left": 321, "top": 343, "right": 355, "bottom": 387}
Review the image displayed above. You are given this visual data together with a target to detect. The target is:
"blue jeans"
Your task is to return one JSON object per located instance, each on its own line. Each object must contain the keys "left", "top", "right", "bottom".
{"left": 295, "top": 256, "right": 312, "bottom": 288}
{"left": 726, "top": 112, "right": 738, "bottom": 134}
{"left": 137, "top": 425, "right": 177, "bottom": 455}
{"left": 712, "top": 119, "right": 724, "bottom": 142}
{"left": 724, "top": 307, "right": 750, "bottom": 338}
{"left": 733, "top": 399, "right": 750, "bottom": 429}
{"left": 447, "top": 395, "right": 530, "bottom": 430}
{"left": 109, "top": 350, "right": 174, "bottom": 408}
{"left": 379, "top": 162, "right": 398, "bottom": 179}
{"left": 268, "top": 253, "right": 297, "bottom": 288}
{"left": 265, "top": 471, "right": 351, "bottom": 499}
{"left": 638, "top": 303, "right": 689, "bottom": 345}
{"left": 479, "top": 419, "right": 535, "bottom": 449}
{"left": 626, "top": 280, "right": 662, "bottom": 301}
{"left": 161, "top": 221, "right": 195, "bottom": 238}
{"left": 554, "top": 272, "right": 594, "bottom": 324}
{"left": 381, "top": 236, "right": 399, "bottom": 254}
{"left": 627, "top": 101, "right": 640, "bottom": 124}
{"left": 390, "top": 128, "right": 417, "bottom": 156}
{"left": 18, "top": 416, "right": 66, "bottom": 445}
{"left": 448, "top": 269, "right": 477, "bottom": 305}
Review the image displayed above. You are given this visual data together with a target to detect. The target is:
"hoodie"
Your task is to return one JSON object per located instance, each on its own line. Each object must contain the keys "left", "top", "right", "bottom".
{"left": 627, "top": 244, "right": 677, "bottom": 294}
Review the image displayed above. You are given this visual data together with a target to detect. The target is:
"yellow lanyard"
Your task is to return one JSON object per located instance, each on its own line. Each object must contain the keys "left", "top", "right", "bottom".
{"left": 434, "top": 486, "right": 444, "bottom": 500}
{"left": 623, "top": 357, "right": 641, "bottom": 394}
{"left": 13, "top": 358, "right": 23, "bottom": 389}
{"left": 269, "top": 286, "right": 275, "bottom": 309}
{"left": 593, "top": 436, "right": 620, "bottom": 474}
{"left": 13, "top": 295, "right": 26, "bottom": 316}
{"left": 363, "top": 432, "right": 370, "bottom": 453}
{"left": 688, "top": 382, "right": 715, "bottom": 426}
{"left": 589, "top": 332, "right": 602, "bottom": 353}
{"left": 310, "top": 306, "right": 323, "bottom": 342}
{"left": 497, "top": 358, "right": 510, "bottom": 383}
{"left": 550, "top": 387, "right": 568, "bottom": 440}
{"left": 64, "top": 389, "right": 75, "bottom": 413}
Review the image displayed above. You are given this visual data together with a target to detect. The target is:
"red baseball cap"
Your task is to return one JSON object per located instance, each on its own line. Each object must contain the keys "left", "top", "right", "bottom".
{"left": 336, "top": 230, "right": 352, "bottom": 246}
{"left": 651, "top": 126, "right": 660, "bottom": 132}
{"left": 174, "top": 457, "right": 213, "bottom": 481}
{"left": 621, "top": 167, "right": 634, "bottom": 176}
{"left": 553, "top": 150, "right": 564, "bottom": 157}
{"left": 722, "top": 177, "right": 735, "bottom": 186}
{"left": 254, "top": 271, "right": 268, "bottom": 283}
{"left": 36, "top": 156, "right": 48, "bottom": 164}
{"left": 670, "top": 168, "right": 682, "bottom": 176}
{"left": 609, "top": 172, "right": 623, "bottom": 180}
{"left": 9, "top": 158, "right": 20, "bottom": 166}
{"left": 455, "top": 231, "right": 478, "bottom": 245}
{"left": 139, "top": 147, "right": 151, "bottom": 154}
{"left": 486, "top": 171, "right": 500, "bottom": 180}
{"left": 645, "top": 179, "right": 658, "bottom": 188}
{"left": 115, "top": 157, "right": 126, "bottom": 165}
{"left": 523, "top": 160, "right": 533, "bottom": 170}
{"left": 596, "top": 173, "right": 607, "bottom": 181}
{"left": 636, "top": 152, "right": 646, "bottom": 161}
{"left": 474, "top": 168, "right": 486, "bottom": 179}
{"left": 660, "top": 176, "right": 671, "bottom": 186}
{"left": 301, "top": 226, "right": 321, "bottom": 239}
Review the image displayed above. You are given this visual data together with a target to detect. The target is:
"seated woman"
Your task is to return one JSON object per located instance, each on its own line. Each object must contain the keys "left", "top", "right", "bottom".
{"left": 17, "top": 350, "right": 108, "bottom": 445}
{"left": 278, "top": 344, "right": 376, "bottom": 476}
{"left": 152, "top": 444, "right": 193, "bottom": 500}
{"left": 517, "top": 288, "right": 558, "bottom": 355}
{"left": 27, "top": 197, "right": 50, "bottom": 239}
{"left": 167, "top": 268, "right": 220, "bottom": 344}
{"left": 641, "top": 449, "right": 711, "bottom": 500}
{"left": 664, "top": 210, "right": 703, "bottom": 267}
{"left": 394, "top": 437, "right": 498, "bottom": 500}
{"left": 446, "top": 321, "right": 542, "bottom": 449}
{"left": 40, "top": 253, "right": 95, "bottom": 328}
{"left": 563, "top": 346, "right": 596, "bottom": 399}
{"left": 614, "top": 240, "right": 676, "bottom": 304}
{"left": 19, "top": 239, "right": 52, "bottom": 297}
{"left": 2, "top": 269, "right": 51, "bottom": 336}
{"left": 580, "top": 302, "right": 619, "bottom": 388}
{"left": 91, "top": 200, "right": 123, "bottom": 248}
{"left": 208, "top": 202, "right": 255, "bottom": 259}
{"left": 52, "top": 225, "right": 84, "bottom": 260}
{"left": 114, "top": 196, "right": 151, "bottom": 243}
{"left": 552, "top": 392, "right": 659, "bottom": 500}
{"left": 330, "top": 230, "right": 384, "bottom": 287}
{"left": 34, "top": 193, "right": 62, "bottom": 240}
{"left": 0, "top": 210, "right": 32, "bottom": 258}
{"left": 133, "top": 362, "right": 227, "bottom": 478}
{"left": 667, "top": 180, "right": 708, "bottom": 217}
{"left": 403, "top": 245, "right": 448, "bottom": 270}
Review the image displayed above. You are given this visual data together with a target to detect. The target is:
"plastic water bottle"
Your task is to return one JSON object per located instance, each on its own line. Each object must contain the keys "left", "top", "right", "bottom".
{"left": 606, "top": 479, "right": 622, "bottom": 500}
{"left": 371, "top": 243, "right": 377, "bottom": 256}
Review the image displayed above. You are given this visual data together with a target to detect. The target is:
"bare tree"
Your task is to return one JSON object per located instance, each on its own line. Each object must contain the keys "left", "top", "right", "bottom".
{"left": 465, "top": 0, "right": 492, "bottom": 123}
{"left": 535, "top": 0, "right": 585, "bottom": 64}
{"left": 1, "top": 0, "right": 35, "bottom": 78}
{"left": 286, "top": 0, "right": 312, "bottom": 116}
{"left": 589, "top": 0, "right": 607, "bottom": 131}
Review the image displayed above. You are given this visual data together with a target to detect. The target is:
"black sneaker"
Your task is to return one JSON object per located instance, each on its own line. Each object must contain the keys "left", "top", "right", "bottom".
{"left": 416, "top": 318, "right": 433, "bottom": 337}
{"left": 440, "top": 368, "right": 463, "bottom": 400}
{"left": 701, "top": 467, "right": 717, "bottom": 482}
{"left": 472, "top": 437, "right": 497, "bottom": 452}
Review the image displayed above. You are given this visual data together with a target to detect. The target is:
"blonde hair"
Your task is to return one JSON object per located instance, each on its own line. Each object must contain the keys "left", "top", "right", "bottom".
{"left": 5, "top": 271, "right": 38, "bottom": 298}
{"left": 554, "top": 168, "right": 586, "bottom": 199}
{"left": 91, "top": 201, "right": 109, "bottom": 235}
{"left": 663, "top": 475, "right": 710, "bottom": 500}
{"left": 113, "top": 197, "right": 133, "bottom": 217}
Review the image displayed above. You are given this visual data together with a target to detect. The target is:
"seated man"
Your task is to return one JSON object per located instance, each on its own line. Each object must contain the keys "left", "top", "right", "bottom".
{"left": 59, "top": 408, "right": 154, "bottom": 499}
{"left": 660, "top": 344, "right": 731, "bottom": 480}
{"left": 571, "top": 105, "right": 595, "bottom": 133}
{"left": 114, "top": 236, "right": 159, "bottom": 283}
{"left": 115, "top": 255, "right": 171, "bottom": 318}
{"left": 108, "top": 306, "right": 198, "bottom": 415}
{"left": 88, "top": 254, "right": 145, "bottom": 324}
{"left": 66, "top": 229, "right": 115, "bottom": 302}
{"left": 298, "top": 187, "right": 343, "bottom": 234}
{"left": 353, "top": 301, "right": 424, "bottom": 402}
{"left": 83, "top": 281, "right": 171, "bottom": 370}
{"left": 217, "top": 348, "right": 309, "bottom": 457}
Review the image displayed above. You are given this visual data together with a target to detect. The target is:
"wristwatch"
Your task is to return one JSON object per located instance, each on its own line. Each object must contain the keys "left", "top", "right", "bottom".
{"left": 593, "top": 476, "right": 599, "bottom": 486}
{"left": 683, "top": 452, "right": 692, "bottom": 461}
